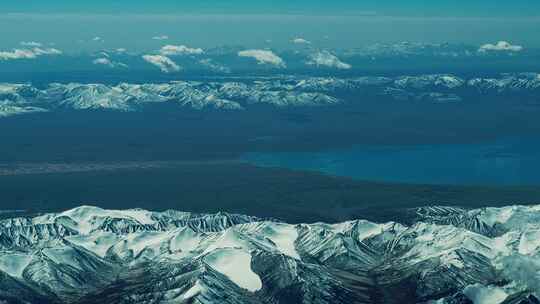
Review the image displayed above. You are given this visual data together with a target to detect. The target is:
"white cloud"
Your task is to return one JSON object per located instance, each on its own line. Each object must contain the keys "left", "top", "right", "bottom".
{"left": 0, "top": 49, "right": 36, "bottom": 60}
{"left": 93, "top": 58, "right": 112, "bottom": 66}
{"left": 32, "top": 48, "right": 62, "bottom": 56}
{"left": 20, "top": 41, "right": 43, "bottom": 47}
{"left": 0, "top": 47, "right": 62, "bottom": 61}
{"left": 93, "top": 57, "right": 128, "bottom": 68}
{"left": 306, "top": 50, "right": 351, "bottom": 69}
{"left": 142, "top": 54, "right": 180, "bottom": 73}
{"left": 152, "top": 35, "right": 169, "bottom": 40}
{"left": 92, "top": 36, "right": 104, "bottom": 42}
{"left": 292, "top": 38, "right": 311, "bottom": 44}
{"left": 479, "top": 41, "right": 523, "bottom": 52}
{"left": 159, "top": 44, "right": 204, "bottom": 56}
{"left": 238, "top": 49, "right": 286, "bottom": 67}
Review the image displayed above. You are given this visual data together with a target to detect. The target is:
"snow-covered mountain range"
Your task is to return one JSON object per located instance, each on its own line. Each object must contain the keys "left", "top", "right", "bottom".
{"left": 1, "top": 204, "right": 539, "bottom": 304}
{"left": 0, "top": 73, "right": 539, "bottom": 117}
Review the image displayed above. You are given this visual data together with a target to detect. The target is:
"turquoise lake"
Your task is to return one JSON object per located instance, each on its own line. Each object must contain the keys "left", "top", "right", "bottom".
{"left": 242, "top": 138, "right": 540, "bottom": 186}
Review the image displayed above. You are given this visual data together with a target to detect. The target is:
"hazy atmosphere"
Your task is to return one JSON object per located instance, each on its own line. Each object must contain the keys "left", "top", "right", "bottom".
{"left": 2, "top": 0, "right": 540, "bottom": 50}
{"left": 1, "top": 1, "right": 540, "bottom": 304}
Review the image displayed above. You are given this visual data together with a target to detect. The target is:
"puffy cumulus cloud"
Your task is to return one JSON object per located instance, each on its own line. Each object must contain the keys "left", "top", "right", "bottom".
{"left": 238, "top": 49, "right": 286, "bottom": 67}
{"left": 0, "top": 47, "right": 62, "bottom": 61}
{"left": 92, "top": 37, "right": 104, "bottom": 42}
{"left": 142, "top": 54, "right": 180, "bottom": 73}
{"left": 159, "top": 44, "right": 204, "bottom": 56}
{"left": 20, "top": 41, "right": 43, "bottom": 47}
{"left": 306, "top": 50, "right": 351, "bottom": 69}
{"left": 152, "top": 35, "right": 169, "bottom": 40}
{"left": 0, "top": 49, "right": 37, "bottom": 60}
{"left": 93, "top": 58, "right": 112, "bottom": 65}
{"left": 292, "top": 37, "right": 311, "bottom": 44}
{"left": 479, "top": 41, "right": 523, "bottom": 52}
{"left": 92, "top": 57, "right": 128, "bottom": 68}
{"left": 463, "top": 284, "right": 508, "bottom": 304}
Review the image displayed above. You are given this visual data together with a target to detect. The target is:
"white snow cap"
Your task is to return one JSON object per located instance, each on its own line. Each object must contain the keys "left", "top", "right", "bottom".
{"left": 205, "top": 248, "right": 263, "bottom": 292}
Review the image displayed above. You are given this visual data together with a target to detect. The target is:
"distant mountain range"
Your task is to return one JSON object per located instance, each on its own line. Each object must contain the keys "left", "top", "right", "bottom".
{"left": 0, "top": 204, "right": 539, "bottom": 303}
{"left": 0, "top": 73, "right": 539, "bottom": 116}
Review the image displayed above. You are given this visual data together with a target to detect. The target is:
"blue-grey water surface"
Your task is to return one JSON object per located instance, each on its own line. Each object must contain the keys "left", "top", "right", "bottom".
{"left": 242, "top": 138, "right": 540, "bottom": 185}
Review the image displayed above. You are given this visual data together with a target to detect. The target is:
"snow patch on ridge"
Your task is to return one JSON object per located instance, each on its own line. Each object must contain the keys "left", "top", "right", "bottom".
{"left": 67, "top": 231, "right": 121, "bottom": 258}
{"left": 264, "top": 224, "right": 300, "bottom": 259}
{"left": 169, "top": 227, "right": 202, "bottom": 254}
{"left": 41, "top": 205, "right": 156, "bottom": 234}
{"left": 183, "top": 280, "right": 206, "bottom": 299}
{"left": 0, "top": 253, "right": 32, "bottom": 278}
{"left": 123, "top": 231, "right": 170, "bottom": 257}
{"left": 43, "top": 247, "right": 87, "bottom": 270}
{"left": 204, "top": 248, "right": 262, "bottom": 292}
{"left": 518, "top": 229, "right": 540, "bottom": 255}
{"left": 463, "top": 284, "right": 508, "bottom": 304}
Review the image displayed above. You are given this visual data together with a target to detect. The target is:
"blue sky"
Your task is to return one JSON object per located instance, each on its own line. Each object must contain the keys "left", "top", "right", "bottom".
{"left": 1, "top": 2, "right": 539, "bottom": 52}
{"left": 1, "top": 0, "right": 539, "bottom": 16}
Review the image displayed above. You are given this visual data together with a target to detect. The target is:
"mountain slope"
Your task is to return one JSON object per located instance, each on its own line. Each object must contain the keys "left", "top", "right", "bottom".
{"left": 0, "top": 205, "right": 539, "bottom": 303}
{"left": 1, "top": 73, "right": 539, "bottom": 116}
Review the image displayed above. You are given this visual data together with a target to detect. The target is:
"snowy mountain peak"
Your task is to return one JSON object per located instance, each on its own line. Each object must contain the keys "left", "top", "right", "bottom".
{"left": 1, "top": 204, "right": 540, "bottom": 303}
{"left": 1, "top": 73, "right": 540, "bottom": 117}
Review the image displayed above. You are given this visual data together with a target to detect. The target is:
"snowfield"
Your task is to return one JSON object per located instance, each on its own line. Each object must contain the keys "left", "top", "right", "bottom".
{"left": 0, "top": 204, "right": 539, "bottom": 303}
{"left": 0, "top": 73, "right": 539, "bottom": 117}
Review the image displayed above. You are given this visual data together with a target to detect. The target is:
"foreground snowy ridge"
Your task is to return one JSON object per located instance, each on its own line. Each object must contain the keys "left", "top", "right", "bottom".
{"left": 0, "top": 205, "right": 539, "bottom": 304}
